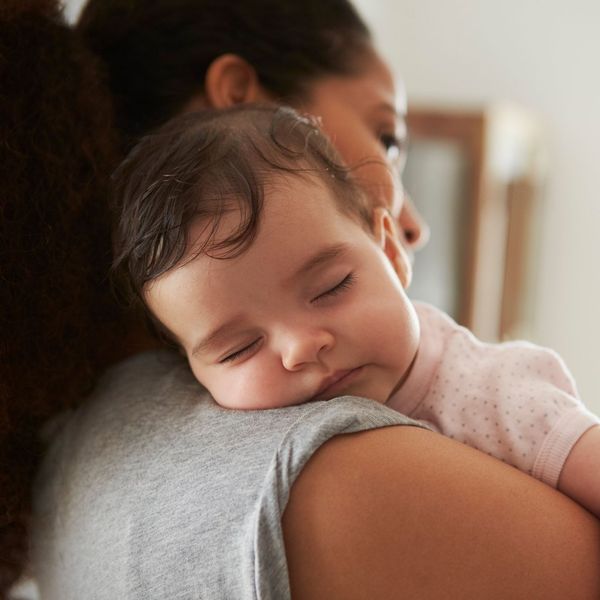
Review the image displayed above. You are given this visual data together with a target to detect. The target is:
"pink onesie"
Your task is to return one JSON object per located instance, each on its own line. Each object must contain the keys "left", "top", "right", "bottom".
{"left": 387, "top": 302, "right": 599, "bottom": 487}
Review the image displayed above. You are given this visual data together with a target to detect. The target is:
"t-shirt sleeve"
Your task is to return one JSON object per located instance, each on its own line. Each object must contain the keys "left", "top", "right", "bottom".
{"left": 251, "top": 396, "right": 426, "bottom": 599}
{"left": 31, "top": 350, "right": 427, "bottom": 600}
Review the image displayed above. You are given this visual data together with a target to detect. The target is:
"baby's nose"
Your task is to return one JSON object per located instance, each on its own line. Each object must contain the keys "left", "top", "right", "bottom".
{"left": 280, "top": 327, "right": 335, "bottom": 371}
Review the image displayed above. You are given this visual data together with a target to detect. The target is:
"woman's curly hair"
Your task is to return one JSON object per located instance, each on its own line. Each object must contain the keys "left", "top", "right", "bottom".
{"left": 0, "top": 0, "right": 124, "bottom": 591}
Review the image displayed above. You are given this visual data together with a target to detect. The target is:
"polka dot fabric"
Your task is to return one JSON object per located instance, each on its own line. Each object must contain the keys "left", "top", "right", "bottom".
{"left": 387, "top": 302, "right": 599, "bottom": 488}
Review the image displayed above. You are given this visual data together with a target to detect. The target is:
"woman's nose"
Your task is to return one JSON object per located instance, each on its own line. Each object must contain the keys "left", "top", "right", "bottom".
{"left": 397, "top": 193, "right": 430, "bottom": 252}
{"left": 280, "top": 327, "right": 335, "bottom": 371}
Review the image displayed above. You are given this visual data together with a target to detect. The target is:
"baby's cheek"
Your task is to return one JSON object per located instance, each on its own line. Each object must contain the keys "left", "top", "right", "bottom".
{"left": 188, "top": 360, "right": 206, "bottom": 390}
{"left": 228, "top": 363, "right": 287, "bottom": 410}
{"left": 213, "top": 377, "right": 252, "bottom": 410}
{"left": 361, "top": 298, "right": 417, "bottom": 350}
{"left": 187, "top": 361, "right": 239, "bottom": 409}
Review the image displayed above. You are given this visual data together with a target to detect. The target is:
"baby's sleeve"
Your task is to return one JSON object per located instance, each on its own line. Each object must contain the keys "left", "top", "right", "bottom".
{"left": 470, "top": 344, "right": 600, "bottom": 488}
{"left": 527, "top": 348, "right": 599, "bottom": 486}
{"left": 417, "top": 334, "right": 599, "bottom": 488}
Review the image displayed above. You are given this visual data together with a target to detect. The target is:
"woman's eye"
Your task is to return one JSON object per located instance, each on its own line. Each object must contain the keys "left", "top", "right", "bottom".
{"left": 380, "top": 133, "right": 408, "bottom": 171}
{"left": 220, "top": 339, "right": 260, "bottom": 364}
{"left": 312, "top": 273, "right": 355, "bottom": 304}
{"left": 380, "top": 133, "right": 400, "bottom": 152}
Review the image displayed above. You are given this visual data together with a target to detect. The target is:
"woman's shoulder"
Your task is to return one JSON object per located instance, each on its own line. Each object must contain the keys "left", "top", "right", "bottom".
{"left": 65, "top": 349, "right": 421, "bottom": 465}
{"left": 31, "top": 350, "right": 424, "bottom": 599}
{"left": 283, "top": 425, "right": 600, "bottom": 599}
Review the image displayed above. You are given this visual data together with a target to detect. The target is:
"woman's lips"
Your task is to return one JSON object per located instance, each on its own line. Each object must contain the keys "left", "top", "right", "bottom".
{"left": 313, "top": 367, "right": 363, "bottom": 400}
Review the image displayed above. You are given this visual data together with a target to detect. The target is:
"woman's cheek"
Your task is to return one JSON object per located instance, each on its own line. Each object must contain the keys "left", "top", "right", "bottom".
{"left": 355, "top": 160, "right": 397, "bottom": 213}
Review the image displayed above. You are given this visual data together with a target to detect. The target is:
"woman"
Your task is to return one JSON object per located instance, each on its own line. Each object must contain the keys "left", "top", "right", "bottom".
{"left": 78, "top": 0, "right": 428, "bottom": 255}
{"left": 3, "top": 1, "right": 599, "bottom": 598}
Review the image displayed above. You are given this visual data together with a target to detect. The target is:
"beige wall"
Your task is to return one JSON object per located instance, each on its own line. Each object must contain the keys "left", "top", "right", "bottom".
{"left": 356, "top": 0, "right": 600, "bottom": 413}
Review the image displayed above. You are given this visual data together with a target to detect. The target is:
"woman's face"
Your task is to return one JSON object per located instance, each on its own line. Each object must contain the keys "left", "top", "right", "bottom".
{"left": 297, "top": 53, "right": 429, "bottom": 257}
{"left": 188, "top": 50, "right": 429, "bottom": 259}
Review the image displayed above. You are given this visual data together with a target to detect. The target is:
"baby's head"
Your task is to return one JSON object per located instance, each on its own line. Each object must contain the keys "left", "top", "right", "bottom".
{"left": 113, "top": 106, "right": 419, "bottom": 409}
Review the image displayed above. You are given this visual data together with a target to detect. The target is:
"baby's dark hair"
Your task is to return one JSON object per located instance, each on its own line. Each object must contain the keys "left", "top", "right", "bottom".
{"left": 112, "top": 105, "right": 372, "bottom": 335}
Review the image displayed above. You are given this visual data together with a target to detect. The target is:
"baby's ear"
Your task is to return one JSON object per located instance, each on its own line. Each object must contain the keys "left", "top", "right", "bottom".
{"left": 372, "top": 207, "right": 412, "bottom": 289}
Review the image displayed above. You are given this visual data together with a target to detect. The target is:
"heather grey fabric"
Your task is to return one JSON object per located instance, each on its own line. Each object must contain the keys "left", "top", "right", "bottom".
{"left": 31, "top": 350, "right": 424, "bottom": 599}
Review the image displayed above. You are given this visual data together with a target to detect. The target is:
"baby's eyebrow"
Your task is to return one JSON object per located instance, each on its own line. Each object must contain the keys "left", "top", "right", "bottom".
{"left": 191, "top": 315, "right": 245, "bottom": 358}
{"left": 290, "top": 243, "right": 350, "bottom": 282}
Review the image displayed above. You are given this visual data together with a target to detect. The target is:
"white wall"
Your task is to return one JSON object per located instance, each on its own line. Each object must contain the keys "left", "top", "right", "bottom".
{"left": 356, "top": 0, "right": 600, "bottom": 413}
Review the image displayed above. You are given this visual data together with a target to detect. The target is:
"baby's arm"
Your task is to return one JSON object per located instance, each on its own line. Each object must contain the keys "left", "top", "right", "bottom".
{"left": 559, "top": 425, "right": 600, "bottom": 516}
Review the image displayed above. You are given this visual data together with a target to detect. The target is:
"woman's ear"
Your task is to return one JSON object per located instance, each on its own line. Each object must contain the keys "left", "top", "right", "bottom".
{"left": 204, "top": 54, "right": 270, "bottom": 108}
{"left": 372, "top": 207, "right": 412, "bottom": 289}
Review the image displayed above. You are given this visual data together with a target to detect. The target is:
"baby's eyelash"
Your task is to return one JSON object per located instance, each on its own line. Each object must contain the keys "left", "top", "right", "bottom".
{"left": 312, "top": 273, "right": 355, "bottom": 304}
{"left": 220, "top": 339, "right": 260, "bottom": 364}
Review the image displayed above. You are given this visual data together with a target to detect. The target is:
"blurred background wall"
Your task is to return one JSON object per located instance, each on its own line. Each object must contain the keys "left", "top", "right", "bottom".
{"left": 64, "top": 0, "right": 600, "bottom": 413}
{"left": 355, "top": 0, "right": 600, "bottom": 413}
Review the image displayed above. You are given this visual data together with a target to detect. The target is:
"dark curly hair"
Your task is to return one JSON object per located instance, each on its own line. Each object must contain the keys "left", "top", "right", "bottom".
{"left": 0, "top": 0, "right": 123, "bottom": 592}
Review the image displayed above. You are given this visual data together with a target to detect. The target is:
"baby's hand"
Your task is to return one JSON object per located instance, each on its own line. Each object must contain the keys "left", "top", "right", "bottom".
{"left": 559, "top": 425, "right": 600, "bottom": 517}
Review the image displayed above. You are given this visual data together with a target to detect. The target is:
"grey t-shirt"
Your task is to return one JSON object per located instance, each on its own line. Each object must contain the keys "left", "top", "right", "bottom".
{"left": 31, "top": 350, "right": 424, "bottom": 599}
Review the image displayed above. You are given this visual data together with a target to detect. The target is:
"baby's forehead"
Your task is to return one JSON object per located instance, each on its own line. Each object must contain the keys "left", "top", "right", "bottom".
{"left": 185, "top": 172, "right": 352, "bottom": 254}
{"left": 265, "top": 170, "right": 338, "bottom": 201}
{"left": 266, "top": 169, "right": 367, "bottom": 216}
{"left": 169, "top": 161, "right": 371, "bottom": 285}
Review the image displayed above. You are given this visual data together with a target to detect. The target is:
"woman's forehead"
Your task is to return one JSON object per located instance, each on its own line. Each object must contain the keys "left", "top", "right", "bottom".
{"left": 306, "top": 53, "right": 404, "bottom": 116}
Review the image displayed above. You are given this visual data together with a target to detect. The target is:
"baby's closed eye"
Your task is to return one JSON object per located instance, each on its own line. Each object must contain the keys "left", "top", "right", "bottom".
{"left": 311, "top": 273, "right": 356, "bottom": 304}
{"left": 220, "top": 338, "right": 262, "bottom": 364}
